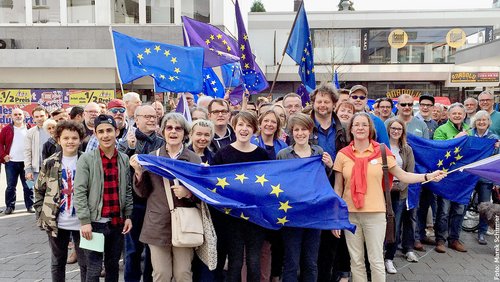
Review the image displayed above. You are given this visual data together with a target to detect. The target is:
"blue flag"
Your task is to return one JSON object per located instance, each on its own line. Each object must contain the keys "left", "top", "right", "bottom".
{"left": 202, "top": 68, "right": 225, "bottom": 98}
{"left": 221, "top": 62, "right": 244, "bottom": 88}
{"left": 407, "top": 134, "right": 496, "bottom": 206}
{"left": 175, "top": 93, "right": 192, "bottom": 123}
{"left": 296, "top": 84, "right": 311, "bottom": 107}
{"left": 285, "top": 4, "right": 316, "bottom": 90}
{"left": 137, "top": 155, "right": 356, "bottom": 232}
{"left": 333, "top": 69, "right": 340, "bottom": 89}
{"left": 462, "top": 154, "right": 500, "bottom": 184}
{"left": 235, "top": 0, "right": 269, "bottom": 93}
{"left": 111, "top": 30, "right": 204, "bottom": 93}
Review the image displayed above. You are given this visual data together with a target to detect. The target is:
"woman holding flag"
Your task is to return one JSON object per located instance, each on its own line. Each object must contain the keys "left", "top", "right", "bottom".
{"left": 331, "top": 112, "right": 445, "bottom": 282}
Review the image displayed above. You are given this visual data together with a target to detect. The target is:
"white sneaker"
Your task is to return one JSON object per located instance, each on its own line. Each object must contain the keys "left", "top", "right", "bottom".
{"left": 385, "top": 259, "right": 397, "bottom": 274}
{"left": 405, "top": 251, "right": 419, "bottom": 262}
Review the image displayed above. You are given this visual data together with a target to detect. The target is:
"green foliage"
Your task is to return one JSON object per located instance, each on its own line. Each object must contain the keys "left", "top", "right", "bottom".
{"left": 251, "top": 0, "right": 266, "bottom": 12}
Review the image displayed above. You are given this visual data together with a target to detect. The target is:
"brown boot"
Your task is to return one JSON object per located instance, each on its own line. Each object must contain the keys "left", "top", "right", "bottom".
{"left": 449, "top": 240, "right": 467, "bottom": 252}
{"left": 414, "top": 240, "right": 425, "bottom": 251}
{"left": 66, "top": 250, "right": 78, "bottom": 264}
{"left": 435, "top": 240, "right": 446, "bottom": 253}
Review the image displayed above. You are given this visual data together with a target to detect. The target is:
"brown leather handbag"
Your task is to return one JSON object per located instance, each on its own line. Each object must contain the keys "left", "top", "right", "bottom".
{"left": 381, "top": 144, "right": 396, "bottom": 244}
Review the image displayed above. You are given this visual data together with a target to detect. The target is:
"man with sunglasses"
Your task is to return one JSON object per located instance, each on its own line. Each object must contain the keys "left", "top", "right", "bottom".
{"left": 349, "top": 85, "right": 390, "bottom": 147}
{"left": 387, "top": 94, "right": 429, "bottom": 139}
{"left": 107, "top": 99, "right": 128, "bottom": 142}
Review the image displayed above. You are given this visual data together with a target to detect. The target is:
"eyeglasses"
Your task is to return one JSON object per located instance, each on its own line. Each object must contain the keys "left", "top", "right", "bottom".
{"left": 165, "top": 125, "right": 183, "bottom": 132}
{"left": 420, "top": 103, "right": 434, "bottom": 108}
{"left": 109, "top": 108, "right": 126, "bottom": 114}
{"left": 210, "top": 110, "right": 229, "bottom": 115}
{"left": 479, "top": 99, "right": 493, "bottom": 103}
{"left": 390, "top": 127, "right": 403, "bottom": 132}
{"left": 137, "top": 114, "right": 156, "bottom": 120}
{"left": 399, "top": 103, "right": 413, "bottom": 108}
{"left": 350, "top": 95, "right": 366, "bottom": 100}
{"left": 285, "top": 104, "right": 301, "bottom": 109}
{"left": 379, "top": 106, "right": 392, "bottom": 109}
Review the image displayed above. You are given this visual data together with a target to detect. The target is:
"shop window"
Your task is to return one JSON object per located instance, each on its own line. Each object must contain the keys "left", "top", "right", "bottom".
{"left": 67, "top": 0, "right": 95, "bottom": 24}
{"left": 0, "top": 0, "right": 25, "bottom": 23}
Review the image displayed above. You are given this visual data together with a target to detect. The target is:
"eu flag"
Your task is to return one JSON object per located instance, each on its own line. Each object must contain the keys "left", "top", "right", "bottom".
{"left": 137, "top": 155, "right": 356, "bottom": 232}
{"left": 202, "top": 68, "right": 225, "bottom": 98}
{"left": 296, "top": 83, "right": 311, "bottom": 107}
{"left": 285, "top": 4, "right": 316, "bottom": 90}
{"left": 111, "top": 30, "right": 204, "bottom": 93}
{"left": 182, "top": 16, "right": 240, "bottom": 67}
{"left": 221, "top": 62, "right": 244, "bottom": 88}
{"left": 407, "top": 134, "right": 496, "bottom": 206}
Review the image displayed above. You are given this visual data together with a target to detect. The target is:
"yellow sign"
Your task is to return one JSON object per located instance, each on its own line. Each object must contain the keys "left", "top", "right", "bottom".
{"left": 446, "top": 28, "right": 466, "bottom": 49}
{"left": 386, "top": 89, "right": 421, "bottom": 99}
{"left": 388, "top": 29, "right": 408, "bottom": 49}
{"left": 0, "top": 89, "right": 32, "bottom": 105}
{"left": 69, "top": 90, "right": 115, "bottom": 105}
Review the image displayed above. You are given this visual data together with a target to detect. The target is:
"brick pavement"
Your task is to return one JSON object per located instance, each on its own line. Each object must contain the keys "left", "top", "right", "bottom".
{"left": 0, "top": 202, "right": 496, "bottom": 282}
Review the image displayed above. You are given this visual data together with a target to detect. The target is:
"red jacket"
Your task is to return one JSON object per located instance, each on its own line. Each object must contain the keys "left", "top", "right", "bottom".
{"left": 0, "top": 123, "right": 30, "bottom": 163}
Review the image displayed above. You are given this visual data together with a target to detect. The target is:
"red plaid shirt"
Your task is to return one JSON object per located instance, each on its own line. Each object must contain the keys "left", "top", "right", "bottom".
{"left": 100, "top": 148, "right": 123, "bottom": 226}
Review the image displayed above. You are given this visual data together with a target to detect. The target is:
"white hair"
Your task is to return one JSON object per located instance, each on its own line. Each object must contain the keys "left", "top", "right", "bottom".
{"left": 197, "top": 95, "right": 213, "bottom": 107}
{"left": 123, "top": 92, "right": 140, "bottom": 102}
{"left": 470, "top": 110, "right": 491, "bottom": 129}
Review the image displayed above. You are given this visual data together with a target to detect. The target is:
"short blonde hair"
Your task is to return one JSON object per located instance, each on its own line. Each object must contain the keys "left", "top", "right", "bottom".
{"left": 287, "top": 113, "right": 314, "bottom": 133}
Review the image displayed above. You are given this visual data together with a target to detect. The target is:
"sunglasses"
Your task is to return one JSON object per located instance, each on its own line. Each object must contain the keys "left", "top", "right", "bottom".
{"left": 399, "top": 103, "right": 413, "bottom": 107}
{"left": 350, "top": 95, "right": 366, "bottom": 100}
{"left": 109, "top": 108, "right": 126, "bottom": 114}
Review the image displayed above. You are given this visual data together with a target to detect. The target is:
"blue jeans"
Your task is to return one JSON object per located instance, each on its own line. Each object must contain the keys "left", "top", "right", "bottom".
{"left": 5, "top": 161, "right": 32, "bottom": 209}
{"left": 417, "top": 186, "right": 436, "bottom": 240}
{"left": 85, "top": 222, "right": 124, "bottom": 282}
{"left": 476, "top": 181, "right": 493, "bottom": 235}
{"left": 435, "top": 196, "right": 466, "bottom": 242}
{"left": 124, "top": 205, "right": 153, "bottom": 282}
{"left": 281, "top": 227, "right": 321, "bottom": 282}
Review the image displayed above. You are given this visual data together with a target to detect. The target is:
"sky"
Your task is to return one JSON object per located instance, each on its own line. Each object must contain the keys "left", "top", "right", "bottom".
{"left": 248, "top": 0, "right": 494, "bottom": 12}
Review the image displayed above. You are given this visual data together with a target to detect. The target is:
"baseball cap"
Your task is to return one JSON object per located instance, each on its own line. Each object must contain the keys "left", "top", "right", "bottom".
{"left": 94, "top": 114, "right": 117, "bottom": 129}
{"left": 419, "top": 94, "right": 435, "bottom": 105}
{"left": 107, "top": 99, "right": 126, "bottom": 109}
{"left": 349, "top": 85, "right": 368, "bottom": 96}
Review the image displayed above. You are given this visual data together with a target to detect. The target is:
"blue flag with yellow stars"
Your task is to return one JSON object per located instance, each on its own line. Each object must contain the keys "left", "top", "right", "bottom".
{"left": 111, "top": 30, "right": 204, "bottom": 93}
{"left": 285, "top": 4, "right": 316, "bottom": 90}
{"left": 235, "top": 0, "right": 269, "bottom": 93}
{"left": 407, "top": 134, "right": 496, "bottom": 206}
{"left": 137, "top": 155, "right": 356, "bottom": 232}
{"left": 202, "top": 68, "right": 225, "bottom": 98}
{"left": 221, "top": 62, "right": 244, "bottom": 88}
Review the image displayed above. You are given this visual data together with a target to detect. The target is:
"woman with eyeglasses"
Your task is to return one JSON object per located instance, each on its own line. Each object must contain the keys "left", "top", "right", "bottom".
{"left": 470, "top": 110, "right": 499, "bottom": 245}
{"left": 384, "top": 118, "right": 416, "bottom": 274}
{"left": 331, "top": 112, "right": 445, "bottom": 282}
{"left": 130, "top": 113, "right": 202, "bottom": 282}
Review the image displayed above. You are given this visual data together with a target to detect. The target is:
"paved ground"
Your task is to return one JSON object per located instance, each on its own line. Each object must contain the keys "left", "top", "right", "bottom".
{"left": 0, "top": 172, "right": 497, "bottom": 281}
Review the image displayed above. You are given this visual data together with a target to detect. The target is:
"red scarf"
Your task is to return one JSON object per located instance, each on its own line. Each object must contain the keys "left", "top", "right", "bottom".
{"left": 339, "top": 140, "right": 393, "bottom": 209}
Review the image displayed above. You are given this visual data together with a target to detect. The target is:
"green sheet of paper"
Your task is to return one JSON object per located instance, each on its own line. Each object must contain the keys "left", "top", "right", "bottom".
{"left": 79, "top": 232, "right": 105, "bottom": 252}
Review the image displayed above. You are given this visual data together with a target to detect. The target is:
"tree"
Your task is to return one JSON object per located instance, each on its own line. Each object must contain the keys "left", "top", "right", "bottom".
{"left": 251, "top": 0, "right": 266, "bottom": 12}
{"left": 337, "top": 0, "right": 355, "bottom": 11}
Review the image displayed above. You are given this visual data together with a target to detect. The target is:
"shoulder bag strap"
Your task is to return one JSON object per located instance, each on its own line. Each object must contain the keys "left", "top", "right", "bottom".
{"left": 157, "top": 149, "right": 175, "bottom": 211}
{"left": 381, "top": 144, "right": 394, "bottom": 217}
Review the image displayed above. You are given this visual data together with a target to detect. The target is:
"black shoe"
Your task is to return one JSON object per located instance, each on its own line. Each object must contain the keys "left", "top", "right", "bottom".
{"left": 4, "top": 207, "right": 14, "bottom": 215}
{"left": 478, "top": 234, "right": 487, "bottom": 245}
{"left": 27, "top": 207, "right": 35, "bottom": 214}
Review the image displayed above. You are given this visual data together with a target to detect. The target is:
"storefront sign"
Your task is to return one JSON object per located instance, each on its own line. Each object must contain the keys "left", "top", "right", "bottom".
{"left": 446, "top": 28, "right": 466, "bottom": 49}
{"left": 450, "top": 72, "right": 499, "bottom": 83}
{"left": 361, "top": 29, "right": 370, "bottom": 63}
{"left": 388, "top": 29, "right": 408, "bottom": 49}
{"left": 68, "top": 90, "right": 115, "bottom": 105}
{"left": 0, "top": 90, "right": 32, "bottom": 105}
{"left": 386, "top": 89, "right": 422, "bottom": 99}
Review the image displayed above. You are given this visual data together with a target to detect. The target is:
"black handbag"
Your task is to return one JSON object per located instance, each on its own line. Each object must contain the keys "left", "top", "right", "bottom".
{"left": 381, "top": 144, "right": 396, "bottom": 244}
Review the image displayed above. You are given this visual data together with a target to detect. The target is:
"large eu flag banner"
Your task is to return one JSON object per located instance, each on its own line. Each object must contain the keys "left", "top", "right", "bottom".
{"left": 112, "top": 30, "right": 204, "bottom": 93}
{"left": 137, "top": 155, "right": 356, "bottom": 232}
{"left": 285, "top": 4, "right": 316, "bottom": 90}
{"left": 407, "top": 134, "right": 496, "bottom": 206}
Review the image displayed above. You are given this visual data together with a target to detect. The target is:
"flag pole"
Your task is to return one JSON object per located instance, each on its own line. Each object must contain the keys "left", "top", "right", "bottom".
{"left": 421, "top": 154, "right": 500, "bottom": 184}
{"left": 268, "top": 1, "right": 304, "bottom": 96}
{"left": 109, "top": 27, "right": 125, "bottom": 95}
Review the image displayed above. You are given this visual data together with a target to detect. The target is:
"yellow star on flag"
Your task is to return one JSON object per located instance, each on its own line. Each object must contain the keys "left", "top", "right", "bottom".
{"left": 443, "top": 168, "right": 449, "bottom": 172}
{"left": 454, "top": 147, "right": 461, "bottom": 154}
{"left": 169, "top": 76, "right": 175, "bottom": 81}
{"left": 301, "top": 57, "right": 306, "bottom": 62}
{"left": 137, "top": 53, "right": 144, "bottom": 60}
{"left": 455, "top": 154, "right": 463, "bottom": 161}
{"left": 277, "top": 216, "right": 289, "bottom": 225}
{"left": 226, "top": 46, "right": 231, "bottom": 52}
{"left": 279, "top": 201, "right": 292, "bottom": 212}
{"left": 255, "top": 174, "right": 268, "bottom": 186}
{"left": 244, "top": 63, "right": 250, "bottom": 69}
{"left": 270, "top": 184, "right": 284, "bottom": 198}
{"left": 311, "top": 68, "right": 315, "bottom": 73}
{"left": 205, "top": 39, "right": 211, "bottom": 45}
{"left": 217, "top": 51, "right": 223, "bottom": 56}
{"left": 216, "top": 34, "right": 222, "bottom": 39}
{"left": 243, "top": 34, "right": 248, "bottom": 41}
{"left": 222, "top": 39, "right": 227, "bottom": 45}
{"left": 171, "top": 57, "right": 177, "bottom": 64}
{"left": 445, "top": 151, "right": 451, "bottom": 159}
{"left": 304, "top": 48, "right": 308, "bottom": 53}
{"left": 240, "top": 213, "right": 249, "bottom": 220}
{"left": 437, "top": 159, "right": 443, "bottom": 167}
{"left": 210, "top": 34, "right": 215, "bottom": 40}
{"left": 164, "top": 50, "right": 170, "bottom": 57}
{"left": 209, "top": 188, "right": 217, "bottom": 193}
{"left": 240, "top": 44, "right": 245, "bottom": 51}
{"left": 223, "top": 208, "right": 232, "bottom": 214}
{"left": 144, "top": 48, "right": 151, "bottom": 55}
{"left": 154, "top": 45, "right": 161, "bottom": 52}
{"left": 216, "top": 177, "right": 230, "bottom": 189}
{"left": 241, "top": 54, "right": 246, "bottom": 60}
{"left": 235, "top": 173, "right": 248, "bottom": 184}
{"left": 174, "top": 67, "right": 181, "bottom": 74}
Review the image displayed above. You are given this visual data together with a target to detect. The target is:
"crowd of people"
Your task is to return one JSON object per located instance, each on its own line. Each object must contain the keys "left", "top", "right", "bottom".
{"left": 0, "top": 85, "right": 498, "bottom": 282}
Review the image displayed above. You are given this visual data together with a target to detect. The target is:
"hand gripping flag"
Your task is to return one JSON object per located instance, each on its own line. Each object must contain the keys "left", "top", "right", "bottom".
{"left": 285, "top": 4, "right": 316, "bottom": 90}
{"left": 407, "top": 134, "right": 496, "bottom": 206}
{"left": 111, "top": 30, "right": 204, "bottom": 93}
{"left": 137, "top": 155, "right": 356, "bottom": 232}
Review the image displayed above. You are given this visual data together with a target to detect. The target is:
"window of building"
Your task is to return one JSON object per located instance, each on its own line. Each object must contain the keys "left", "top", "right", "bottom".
{"left": 113, "top": 0, "right": 139, "bottom": 24}
{"left": 313, "top": 29, "right": 361, "bottom": 64}
{"left": 67, "top": 0, "right": 95, "bottom": 24}
{"left": 146, "top": 0, "right": 174, "bottom": 24}
{"left": 0, "top": 0, "right": 25, "bottom": 23}
{"left": 33, "top": 0, "right": 60, "bottom": 24}
{"left": 181, "top": 0, "right": 209, "bottom": 23}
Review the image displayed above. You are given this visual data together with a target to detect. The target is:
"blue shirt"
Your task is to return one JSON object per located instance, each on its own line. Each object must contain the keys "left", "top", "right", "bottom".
{"left": 370, "top": 113, "right": 391, "bottom": 148}
{"left": 250, "top": 135, "right": 288, "bottom": 160}
{"left": 314, "top": 117, "right": 337, "bottom": 160}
